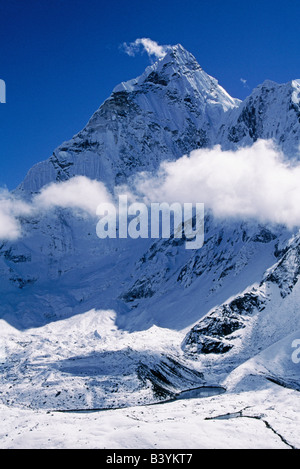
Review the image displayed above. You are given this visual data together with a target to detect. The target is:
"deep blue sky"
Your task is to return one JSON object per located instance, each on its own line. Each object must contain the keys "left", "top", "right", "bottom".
{"left": 0, "top": 0, "right": 300, "bottom": 189}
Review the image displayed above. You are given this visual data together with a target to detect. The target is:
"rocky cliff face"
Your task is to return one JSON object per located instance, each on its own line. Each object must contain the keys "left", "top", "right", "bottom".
{"left": 182, "top": 232, "right": 300, "bottom": 386}
{"left": 217, "top": 79, "right": 300, "bottom": 157}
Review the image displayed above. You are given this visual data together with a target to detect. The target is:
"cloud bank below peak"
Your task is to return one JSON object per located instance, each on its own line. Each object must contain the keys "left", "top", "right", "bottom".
{"left": 2, "top": 140, "right": 300, "bottom": 242}
{"left": 133, "top": 139, "right": 300, "bottom": 229}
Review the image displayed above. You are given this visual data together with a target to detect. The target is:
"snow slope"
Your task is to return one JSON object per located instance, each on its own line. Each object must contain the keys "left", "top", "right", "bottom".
{"left": 0, "top": 382, "right": 299, "bottom": 448}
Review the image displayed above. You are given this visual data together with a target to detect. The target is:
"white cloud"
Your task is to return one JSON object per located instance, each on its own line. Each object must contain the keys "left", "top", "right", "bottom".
{"left": 122, "top": 38, "right": 169, "bottom": 60}
{"left": 0, "top": 190, "right": 32, "bottom": 240}
{"left": 132, "top": 139, "right": 300, "bottom": 229}
{"left": 0, "top": 209, "right": 22, "bottom": 240}
{"left": 33, "top": 176, "right": 113, "bottom": 215}
{"left": 0, "top": 177, "right": 113, "bottom": 241}
{"left": 4, "top": 140, "right": 300, "bottom": 241}
{"left": 240, "top": 78, "right": 249, "bottom": 89}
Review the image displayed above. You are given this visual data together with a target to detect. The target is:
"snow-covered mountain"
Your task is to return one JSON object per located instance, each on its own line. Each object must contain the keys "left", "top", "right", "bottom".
{"left": 1, "top": 43, "right": 300, "bottom": 445}
{"left": 218, "top": 79, "right": 300, "bottom": 157}
{"left": 18, "top": 44, "right": 239, "bottom": 193}
{"left": 17, "top": 46, "right": 300, "bottom": 196}
{"left": 183, "top": 230, "right": 300, "bottom": 383}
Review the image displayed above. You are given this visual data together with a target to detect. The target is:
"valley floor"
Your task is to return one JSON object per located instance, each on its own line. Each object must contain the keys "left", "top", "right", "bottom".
{"left": 1, "top": 308, "right": 299, "bottom": 449}
{"left": 0, "top": 383, "right": 299, "bottom": 449}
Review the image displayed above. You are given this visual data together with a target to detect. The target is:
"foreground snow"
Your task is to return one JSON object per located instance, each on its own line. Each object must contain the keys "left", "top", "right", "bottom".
{"left": 0, "top": 310, "right": 189, "bottom": 411}
{"left": 0, "top": 382, "right": 299, "bottom": 449}
{"left": 0, "top": 309, "right": 299, "bottom": 449}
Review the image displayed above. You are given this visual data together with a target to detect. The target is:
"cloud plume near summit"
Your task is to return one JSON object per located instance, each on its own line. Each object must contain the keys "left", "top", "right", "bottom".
{"left": 122, "top": 38, "right": 169, "bottom": 59}
{"left": 3, "top": 140, "right": 300, "bottom": 240}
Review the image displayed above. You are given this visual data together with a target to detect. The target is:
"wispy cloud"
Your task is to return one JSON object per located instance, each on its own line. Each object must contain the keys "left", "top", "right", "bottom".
{"left": 240, "top": 78, "right": 249, "bottom": 89}
{"left": 122, "top": 38, "right": 169, "bottom": 60}
{"left": 0, "top": 189, "right": 32, "bottom": 240}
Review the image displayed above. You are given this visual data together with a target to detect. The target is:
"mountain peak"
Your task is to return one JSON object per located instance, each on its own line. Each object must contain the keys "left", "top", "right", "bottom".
{"left": 113, "top": 43, "right": 202, "bottom": 93}
{"left": 113, "top": 44, "right": 237, "bottom": 112}
{"left": 161, "top": 43, "right": 201, "bottom": 66}
{"left": 19, "top": 44, "right": 239, "bottom": 193}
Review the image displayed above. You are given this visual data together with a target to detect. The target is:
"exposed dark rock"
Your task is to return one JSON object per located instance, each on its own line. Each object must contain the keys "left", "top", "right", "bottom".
{"left": 182, "top": 291, "right": 264, "bottom": 356}
{"left": 145, "top": 71, "right": 169, "bottom": 86}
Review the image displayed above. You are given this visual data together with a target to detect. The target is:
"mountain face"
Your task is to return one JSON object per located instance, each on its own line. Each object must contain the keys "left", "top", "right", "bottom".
{"left": 1, "top": 44, "right": 300, "bottom": 412}
{"left": 217, "top": 79, "right": 300, "bottom": 157}
{"left": 18, "top": 46, "right": 300, "bottom": 196}
{"left": 182, "top": 231, "right": 300, "bottom": 391}
{"left": 18, "top": 45, "right": 239, "bottom": 193}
